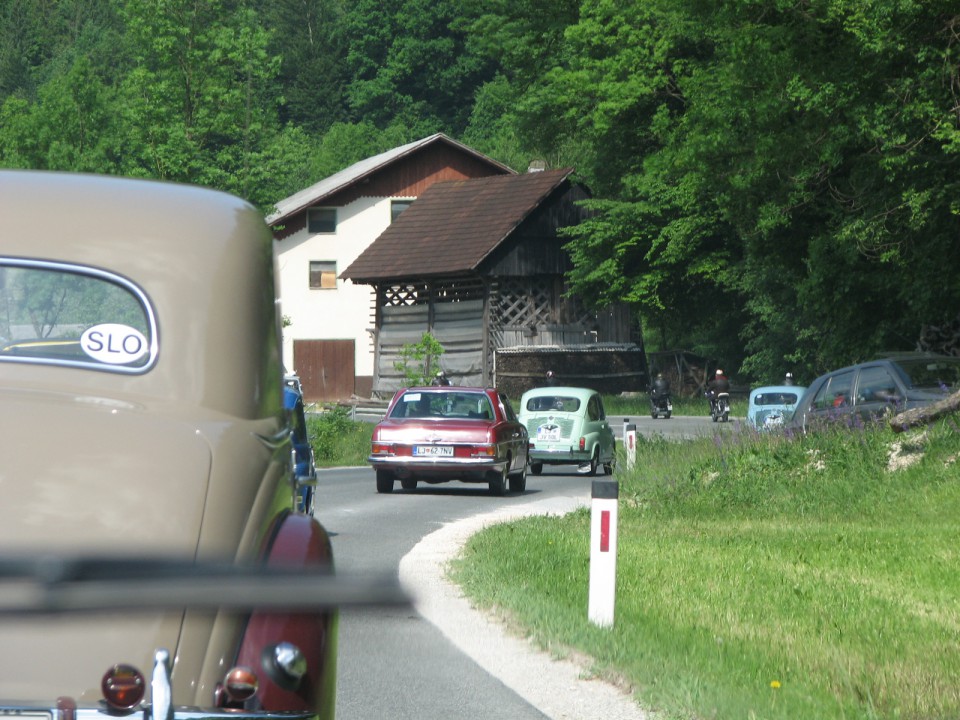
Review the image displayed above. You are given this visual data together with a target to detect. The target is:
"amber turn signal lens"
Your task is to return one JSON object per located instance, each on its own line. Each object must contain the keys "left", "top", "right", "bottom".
{"left": 223, "top": 666, "right": 259, "bottom": 702}
{"left": 101, "top": 664, "right": 145, "bottom": 710}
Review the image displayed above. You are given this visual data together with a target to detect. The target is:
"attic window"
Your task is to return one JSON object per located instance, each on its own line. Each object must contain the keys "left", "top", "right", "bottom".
{"left": 391, "top": 200, "right": 413, "bottom": 222}
{"left": 309, "top": 261, "right": 337, "bottom": 290}
{"left": 307, "top": 207, "right": 336, "bottom": 233}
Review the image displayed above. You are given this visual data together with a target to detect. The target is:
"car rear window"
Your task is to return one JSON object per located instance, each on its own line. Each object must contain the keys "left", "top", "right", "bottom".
{"left": 896, "top": 358, "right": 960, "bottom": 393}
{"left": 525, "top": 395, "right": 582, "bottom": 413}
{"left": 753, "top": 392, "right": 799, "bottom": 406}
{"left": 391, "top": 390, "right": 494, "bottom": 420}
{"left": 0, "top": 260, "right": 157, "bottom": 373}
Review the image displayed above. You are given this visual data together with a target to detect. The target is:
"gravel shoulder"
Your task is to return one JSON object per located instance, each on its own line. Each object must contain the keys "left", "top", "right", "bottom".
{"left": 398, "top": 494, "right": 651, "bottom": 720}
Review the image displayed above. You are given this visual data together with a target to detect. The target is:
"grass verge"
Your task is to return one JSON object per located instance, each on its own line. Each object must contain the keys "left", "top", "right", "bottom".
{"left": 449, "top": 418, "right": 960, "bottom": 719}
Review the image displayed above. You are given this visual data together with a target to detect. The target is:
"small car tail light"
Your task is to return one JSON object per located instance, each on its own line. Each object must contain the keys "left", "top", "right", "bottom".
{"left": 579, "top": 437, "right": 586, "bottom": 451}
{"left": 223, "top": 666, "right": 259, "bottom": 702}
{"left": 101, "top": 664, "right": 145, "bottom": 710}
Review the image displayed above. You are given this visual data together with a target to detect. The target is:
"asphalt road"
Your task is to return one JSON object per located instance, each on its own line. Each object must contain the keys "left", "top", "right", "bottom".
{"left": 314, "top": 414, "right": 733, "bottom": 719}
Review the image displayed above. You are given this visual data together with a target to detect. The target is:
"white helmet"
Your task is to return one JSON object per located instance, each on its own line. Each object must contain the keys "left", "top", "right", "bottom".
{"left": 716, "top": 369, "right": 723, "bottom": 375}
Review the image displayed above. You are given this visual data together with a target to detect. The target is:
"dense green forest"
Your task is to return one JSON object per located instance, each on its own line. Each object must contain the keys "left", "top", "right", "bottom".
{"left": 2, "top": 0, "right": 958, "bottom": 383}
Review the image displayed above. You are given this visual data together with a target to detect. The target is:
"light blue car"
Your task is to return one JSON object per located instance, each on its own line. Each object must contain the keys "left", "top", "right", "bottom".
{"left": 747, "top": 385, "right": 806, "bottom": 430}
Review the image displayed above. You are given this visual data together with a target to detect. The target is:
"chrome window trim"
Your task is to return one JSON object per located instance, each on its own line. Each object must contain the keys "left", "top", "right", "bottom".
{"left": 0, "top": 257, "right": 159, "bottom": 374}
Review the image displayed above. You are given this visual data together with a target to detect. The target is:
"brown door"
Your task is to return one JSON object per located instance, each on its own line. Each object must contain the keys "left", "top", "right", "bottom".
{"left": 293, "top": 339, "right": 355, "bottom": 403}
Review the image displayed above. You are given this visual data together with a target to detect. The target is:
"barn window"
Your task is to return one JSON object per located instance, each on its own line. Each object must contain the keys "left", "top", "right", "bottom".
{"left": 309, "top": 261, "right": 337, "bottom": 290}
{"left": 391, "top": 200, "right": 413, "bottom": 222}
{"left": 307, "top": 207, "right": 336, "bottom": 233}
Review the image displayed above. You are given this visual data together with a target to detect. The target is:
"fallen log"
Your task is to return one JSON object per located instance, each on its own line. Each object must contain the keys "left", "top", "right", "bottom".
{"left": 889, "top": 389, "right": 960, "bottom": 433}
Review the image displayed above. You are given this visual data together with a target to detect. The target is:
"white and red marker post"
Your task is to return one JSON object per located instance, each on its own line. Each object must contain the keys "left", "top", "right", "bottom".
{"left": 624, "top": 422, "right": 637, "bottom": 469}
{"left": 588, "top": 479, "right": 619, "bottom": 628}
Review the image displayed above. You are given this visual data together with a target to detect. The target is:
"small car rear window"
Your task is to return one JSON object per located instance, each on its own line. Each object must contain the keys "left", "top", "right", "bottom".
{"left": 0, "top": 260, "right": 157, "bottom": 373}
{"left": 525, "top": 395, "right": 582, "bottom": 413}
{"left": 754, "top": 392, "right": 799, "bottom": 406}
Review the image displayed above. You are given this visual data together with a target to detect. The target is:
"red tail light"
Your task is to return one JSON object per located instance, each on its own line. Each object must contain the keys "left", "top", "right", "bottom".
{"left": 579, "top": 437, "right": 586, "bottom": 451}
{"left": 223, "top": 666, "right": 259, "bottom": 702}
{"left": 101, "top": 664, "right": 145, "bottom": 710}
{"left": 470, "top": 444, "right": 496, "bottom": 458}
{"left": 371, "top": 442, "right": 394, "bottom": 455}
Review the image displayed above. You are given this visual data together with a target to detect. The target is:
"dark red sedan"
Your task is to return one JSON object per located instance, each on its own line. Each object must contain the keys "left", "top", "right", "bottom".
{"left": 368, "top": 386, "right": 529, "bottom": 495}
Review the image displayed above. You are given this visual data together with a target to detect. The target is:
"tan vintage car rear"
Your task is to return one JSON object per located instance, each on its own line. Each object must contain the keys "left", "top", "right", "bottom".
{"left": 0, "top": 171, "right": 336, "bottom": 719}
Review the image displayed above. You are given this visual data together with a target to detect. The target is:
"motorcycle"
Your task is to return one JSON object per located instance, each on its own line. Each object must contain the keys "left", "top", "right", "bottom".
{"left": 650, "top": 389, "right": 672, "bottom": 419}
{"left": 706, "top": 391, "right": 731, "bottom": 423}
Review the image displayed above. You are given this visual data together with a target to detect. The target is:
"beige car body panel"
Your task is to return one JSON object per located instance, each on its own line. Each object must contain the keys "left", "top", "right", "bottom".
{"left": 0, "top": 171, "right": 296, "bottom": 706}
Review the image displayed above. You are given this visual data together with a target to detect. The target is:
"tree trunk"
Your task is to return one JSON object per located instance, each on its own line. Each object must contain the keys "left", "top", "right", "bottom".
{"left": 889, "top": 390, "right": 960, "bottom": 433}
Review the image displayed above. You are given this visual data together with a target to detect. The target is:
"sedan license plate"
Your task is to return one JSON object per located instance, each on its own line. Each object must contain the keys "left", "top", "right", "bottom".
{"left": 1, "top": 714, "right": 51, "bottom": 720}
{"left": 764, "top": 414, "right": 784, "bottom": 428}
{"left": 414, "top": 445, "right": 453, "bottom": 457}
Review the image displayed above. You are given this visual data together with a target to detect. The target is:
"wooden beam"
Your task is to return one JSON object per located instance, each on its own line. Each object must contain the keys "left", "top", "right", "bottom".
{"left": 889, "top": 390, "right": 960, "bottom": 433}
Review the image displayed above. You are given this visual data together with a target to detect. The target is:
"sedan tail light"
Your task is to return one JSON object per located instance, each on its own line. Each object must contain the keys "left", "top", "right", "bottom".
{"left": 371, "top": 442, "right": 395, "bottom": 455}
{"left": 579, "top": 437, "right": 586, "bottom": 451}
{"left": 470, "top": 444, "right": 496, "bottom": 458}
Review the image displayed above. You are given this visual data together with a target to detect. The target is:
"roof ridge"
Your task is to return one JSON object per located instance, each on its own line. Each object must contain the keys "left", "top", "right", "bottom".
{"left": 267, "top": 134, "right": 514, "bottom": 225}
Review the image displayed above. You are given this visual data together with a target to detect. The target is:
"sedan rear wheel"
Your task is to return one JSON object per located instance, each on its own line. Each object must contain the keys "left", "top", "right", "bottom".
{"left": 488, "top": 466, "right": 506, "bottom": 496}
{"left": 530, "top": 462, "right": 543, "bottom": 476}
{"left": 376, "top": 470, "right": 395, "bottom": 494}
{"left": 400, "top": 477, "right": 418, "bottom": 490}
{"left": 508, "top": 462, "right": 527, "bottom": 493}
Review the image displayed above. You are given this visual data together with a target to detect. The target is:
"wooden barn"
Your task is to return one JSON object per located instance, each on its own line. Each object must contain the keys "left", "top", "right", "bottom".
{"left": 341, "top": 168, "right": 644, "bottom": 396}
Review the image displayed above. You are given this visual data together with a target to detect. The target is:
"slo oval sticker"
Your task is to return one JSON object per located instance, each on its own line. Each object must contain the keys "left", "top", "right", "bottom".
{"left": 81, "top": 324, "right": 149, "bottom": 365}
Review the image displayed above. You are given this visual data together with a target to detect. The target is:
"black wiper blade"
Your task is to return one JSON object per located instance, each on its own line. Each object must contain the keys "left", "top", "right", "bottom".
{"left": 0, "top": 555, "right": 408, "bottom": 615}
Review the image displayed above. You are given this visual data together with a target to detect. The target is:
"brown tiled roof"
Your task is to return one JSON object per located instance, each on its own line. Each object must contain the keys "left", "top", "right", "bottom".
{"left": 341, "top": 168, "right": 574, "bottom": 282}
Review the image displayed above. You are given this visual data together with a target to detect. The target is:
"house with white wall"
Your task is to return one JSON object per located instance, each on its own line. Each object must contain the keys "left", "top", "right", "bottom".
{"left": 267, "top": 134, "right": 513, "bottom": 402}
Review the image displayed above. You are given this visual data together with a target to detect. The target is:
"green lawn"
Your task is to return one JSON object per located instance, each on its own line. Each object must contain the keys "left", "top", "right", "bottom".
{"left": 449, "top": 418, "right": 960, "bottom": 720}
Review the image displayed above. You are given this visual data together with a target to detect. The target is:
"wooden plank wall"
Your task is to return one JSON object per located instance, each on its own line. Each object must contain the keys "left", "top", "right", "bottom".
{"left": 374, "top": 299, "right": 486, "bottom": 395}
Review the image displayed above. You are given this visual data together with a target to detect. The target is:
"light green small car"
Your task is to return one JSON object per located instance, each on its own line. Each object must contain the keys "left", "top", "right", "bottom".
{"left": 519, "top": 386, "right": 616, "bottom": 476}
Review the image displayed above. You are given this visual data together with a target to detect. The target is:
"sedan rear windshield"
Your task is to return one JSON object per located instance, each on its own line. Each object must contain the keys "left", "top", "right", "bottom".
{"left": 391, "top": 391, "right": 494, "bottom": 420}
{"left": 0, "top": 260, "right": 156, "bottom": 373}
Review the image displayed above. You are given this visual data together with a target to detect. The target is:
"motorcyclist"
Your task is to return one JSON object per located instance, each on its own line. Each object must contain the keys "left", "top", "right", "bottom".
{"left": 651, "top": 372, "right": 671, "bottom": 401}
{"left": 545, "top": 370, "right": 557, "bottom": 386}
{"left": 650, "top": 372, "right": 672, "bottom": 417}
{"left": 784, "top": 372, "right": 795, "bottom": 386}
{"left": 708, "top": 369, "right": 730, "bottom": 395}
{"left": 706, "top": 369, "right": 730, "bottom": 413}
{"left": 431, "top": 370, "right": 451, "bottom": 386}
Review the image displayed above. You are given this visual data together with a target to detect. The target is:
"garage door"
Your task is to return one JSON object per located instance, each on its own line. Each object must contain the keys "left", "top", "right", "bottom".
{"left": 293, "top": 339, "right": 355, "bottom": 403}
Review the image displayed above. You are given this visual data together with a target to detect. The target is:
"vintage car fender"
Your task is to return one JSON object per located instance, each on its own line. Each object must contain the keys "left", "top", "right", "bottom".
{"left": 234, "top": 511, "right": 337, "bottom": 718}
